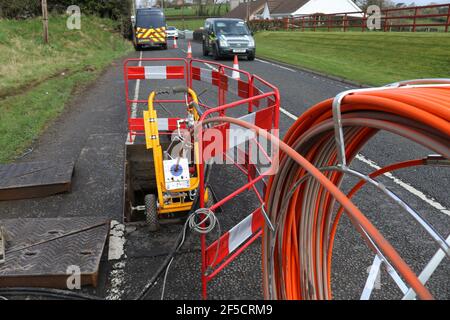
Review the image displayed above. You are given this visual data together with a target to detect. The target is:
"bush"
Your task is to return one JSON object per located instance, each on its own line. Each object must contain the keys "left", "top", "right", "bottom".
{"left": 0, "top": 0, "right": 132, "bottom": 38}
{"left": 0, "top": 0, "right": 41, "bottom": 18}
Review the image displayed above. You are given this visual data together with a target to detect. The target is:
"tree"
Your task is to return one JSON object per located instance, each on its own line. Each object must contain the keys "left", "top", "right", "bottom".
{"left": 355, "top": 0, "right": 395, "bottom": 11}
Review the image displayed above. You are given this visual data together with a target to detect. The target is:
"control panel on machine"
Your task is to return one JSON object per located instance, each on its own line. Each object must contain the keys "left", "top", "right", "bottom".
{"left": 163, "top": 158, "right": 191, "bottom": 190}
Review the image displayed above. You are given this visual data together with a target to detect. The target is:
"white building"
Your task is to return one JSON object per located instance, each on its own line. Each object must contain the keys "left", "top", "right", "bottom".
{"left": 226, "top": 0, "right": 363, "bottom": 20}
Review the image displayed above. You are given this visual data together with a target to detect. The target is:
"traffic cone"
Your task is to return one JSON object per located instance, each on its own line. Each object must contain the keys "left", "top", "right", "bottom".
{"left": 232, "top": 55, "right": 240, "bottom": 80}
{"left": 173, "top": 37, "right": 178, "bottom": 49}
{"left": 187, "top": 41, "right": 192, "bottom": 59}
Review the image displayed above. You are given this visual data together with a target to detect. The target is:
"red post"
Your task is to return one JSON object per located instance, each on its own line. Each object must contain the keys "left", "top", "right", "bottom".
{"left": 412, "top": 7, "right": 418, "bottom": 32}
{"left": 384, "top": 9, "right": 389, "bottom": 32}
{"left": 446, "top": 4, "right": 450, "bottom": 32}
{"left": 218, "top": 66, "right": 225, "bottom": 117}
{"left": 302, "top": 17, "right": 304, "bottom": 31}
{"left": 362, "top": 12, "right": 366, "bottom": 32}
{"left": 343, "top": 14, "right": 348, "bottom": 32}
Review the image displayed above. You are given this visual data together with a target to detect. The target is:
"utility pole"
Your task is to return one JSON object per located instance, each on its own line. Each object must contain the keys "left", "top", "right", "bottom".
{"left": 182, "top": 0, "right": 185, "bottom": 30}
{"left": 246, "top": 0, "right": 250, "bottom": 22}
{"left": 41, "top": 0, "right": 49, "bottom": 44}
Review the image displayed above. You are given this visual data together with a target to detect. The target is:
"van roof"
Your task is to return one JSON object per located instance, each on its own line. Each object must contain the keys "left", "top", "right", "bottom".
{"left": 137, "top": 8, "right": 163, "bottom": 13}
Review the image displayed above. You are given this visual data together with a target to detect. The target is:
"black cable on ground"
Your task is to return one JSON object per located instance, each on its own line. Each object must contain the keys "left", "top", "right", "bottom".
{"left": 136, "top": 163, "right": 212, "bottom": 300}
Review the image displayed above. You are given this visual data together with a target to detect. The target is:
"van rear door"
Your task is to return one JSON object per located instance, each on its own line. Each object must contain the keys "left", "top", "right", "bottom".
{"left": 135, "top": 10, "right": 167, "bottom": 45}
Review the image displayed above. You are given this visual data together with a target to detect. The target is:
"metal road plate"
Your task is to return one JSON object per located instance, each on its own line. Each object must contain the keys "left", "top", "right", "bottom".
{"left": 0, "top": 216, "right": 109, "bottom": 288}
{"left": 0, "top": 161, "right": 75, "bottom": 201}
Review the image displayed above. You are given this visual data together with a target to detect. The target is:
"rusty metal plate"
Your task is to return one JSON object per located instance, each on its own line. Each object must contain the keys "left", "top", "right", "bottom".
{"left": 0, "top": 161, "right": 75, "bottom": 201}
{"left": 0, "top": 216, "right": 109, "bottom": 288}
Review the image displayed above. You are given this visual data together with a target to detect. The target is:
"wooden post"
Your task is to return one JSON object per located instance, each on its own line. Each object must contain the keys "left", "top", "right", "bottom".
{"left": 384, "top": 9, "right": 389, "bottom": 32}
{"left": 41, "top": 0, "right": 49, "bottom": 44}
{"left": 182, "top": 0, "right": 185, "bottom": 30}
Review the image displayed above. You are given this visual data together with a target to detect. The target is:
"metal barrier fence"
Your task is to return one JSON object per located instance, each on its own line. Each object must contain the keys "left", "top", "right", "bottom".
{"left": 123, "top": 56, "right": 280, "bottom": 299}
{"left": 251, "top": 3, "right": 450, "bottom": 32}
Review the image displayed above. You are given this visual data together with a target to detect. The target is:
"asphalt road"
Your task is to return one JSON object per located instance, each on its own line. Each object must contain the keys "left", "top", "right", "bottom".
{"left": 0, "top": 37, "right": 448, "bottom": 300}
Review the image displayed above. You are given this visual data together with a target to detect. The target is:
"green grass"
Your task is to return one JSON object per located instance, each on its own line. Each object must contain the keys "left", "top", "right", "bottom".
{"left": 167, "top": 19, "right": 205, "bottom": 31}
{"left": 0, "top": 15, "right": 132, "bottom": 162}
{"left": 164, "top": 4, "right": 229, "bottom": 17}
{"left": 254, "top": 31, "right": 450, "bottom": 86}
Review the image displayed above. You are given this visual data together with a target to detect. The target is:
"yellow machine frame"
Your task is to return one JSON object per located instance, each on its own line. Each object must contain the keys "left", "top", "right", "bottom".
{"left": 143, "top": 88, "right": 207, "bottom": 215}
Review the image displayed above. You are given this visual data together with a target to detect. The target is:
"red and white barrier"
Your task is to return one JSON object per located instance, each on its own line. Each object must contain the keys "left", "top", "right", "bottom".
{"left": 205, "top": 209, "right": 263, "bottom": 268}
{"left": 156, "top": 118, "right": 186, "bottom": 131}
{"left": 127, "top": 66, "right": 185, "bottom": 80}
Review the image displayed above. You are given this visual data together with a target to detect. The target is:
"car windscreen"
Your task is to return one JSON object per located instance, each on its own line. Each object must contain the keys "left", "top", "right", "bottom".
{"left": 136, "top": 12, "right": 166, "bottom": 28}
{"left": 167, "top": 26, "right": 176, "bottom": 30}
{"left": 214, "top": 20, "right": 250, "bottom": 36}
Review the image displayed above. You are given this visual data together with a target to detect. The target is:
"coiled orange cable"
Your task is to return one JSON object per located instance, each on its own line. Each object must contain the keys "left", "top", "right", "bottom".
{"left": 262, "top": 86, "right": 450, "bottom": 300}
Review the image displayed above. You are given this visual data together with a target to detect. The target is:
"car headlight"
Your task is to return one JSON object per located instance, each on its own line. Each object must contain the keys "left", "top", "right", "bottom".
{"left": 248, "top": 38, "right": 255, "bottom": 47}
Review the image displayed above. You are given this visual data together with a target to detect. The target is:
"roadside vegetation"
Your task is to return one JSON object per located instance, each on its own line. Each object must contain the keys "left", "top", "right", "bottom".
{"left": 0, "top": 15, "right": 132, "bottom": 162}
{"left": 167, "top": 19, "right": 205, "bottom": 31}
{"left": 164, "top": 4, "right": 229, "bottom": 17}
{"left": 254, "top": 31, "right": 450, "bottom": 86}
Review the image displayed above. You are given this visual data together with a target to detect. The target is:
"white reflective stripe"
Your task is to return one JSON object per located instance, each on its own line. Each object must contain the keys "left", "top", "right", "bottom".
{"left": 403, "top": 234, "right": 450, "bottom": 300}
{"left": 361, "top": 255, "right": 382, "bottom": 300}
{"left": 200, "top": 68, "right": 213, "bottom": 84}
{"left": 228, "top": 213, "right": 253, "bottom": 253}
{"left": 227, "top": 76, "right": 239, "bottom": 96}
{"left": 229, "top": 112, "right": 256, "bottom": 149}
{"left": 156, "top": 118, "right": 169, "bottom": 131}
{"left": 144, "top": 66, "right": 167, "bottom": 79}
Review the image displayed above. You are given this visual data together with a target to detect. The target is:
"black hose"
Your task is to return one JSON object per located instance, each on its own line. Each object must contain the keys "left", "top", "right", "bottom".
{"left": 135, "top": 163, "right": 212, "bottom": 300}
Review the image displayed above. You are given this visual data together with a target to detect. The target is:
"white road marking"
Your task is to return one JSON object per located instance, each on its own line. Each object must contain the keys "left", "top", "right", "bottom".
{"left": 106, "top": 261, "right": 126, "bottom": 300}
{"left": 108, "top": 220, "right": 125, "bottom": 260}
{"left": 256, "top": 58, "right": 296, "bottom": 73}
{"left": 355, "top": 154, "right": 450, "bottom": 217}
{"left": 131, "top": 51, "right": 143, "bottom": 118}
{"left": 280, "top": 107, "right": 299, "bottom": 121}
{"left": 279, "top": 107, "right": 450, "bottom": 217}
{"left": 205, "top": 63, "right": 218, "bottom": 72}
{"left": 106, "top": 220, "right": 127, "bottom": 300}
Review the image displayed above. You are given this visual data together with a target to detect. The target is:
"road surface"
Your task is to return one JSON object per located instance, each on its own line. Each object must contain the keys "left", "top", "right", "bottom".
{"left": 0, "top": 38, "right": 448, "bottom": 300}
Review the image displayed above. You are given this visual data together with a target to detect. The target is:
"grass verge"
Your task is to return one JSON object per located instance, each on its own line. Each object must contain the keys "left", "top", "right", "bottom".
{"left": 254, "top": 31, "right": 450, "bottom": 86}
{"left": 0, "top": 15, "right": 132, "bottom": 162}
{"left": 167, "top": 19, "right": 205, "bottom": 31}
{"left": 164, "top": 5, "right": 229, "bottom": 17}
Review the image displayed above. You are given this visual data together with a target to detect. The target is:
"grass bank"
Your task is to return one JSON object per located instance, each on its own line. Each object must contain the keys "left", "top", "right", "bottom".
{"left": 164, "top": 4, "right": 229, "bottom": 17}
{"left": 167, "top": 18, "right": 204, "bottom": 31}
{"left": 0, "top": 15, "right": 132, "bottom": 162}
{"left": 254, "top": 31, "right": 450, "bottom": 86}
